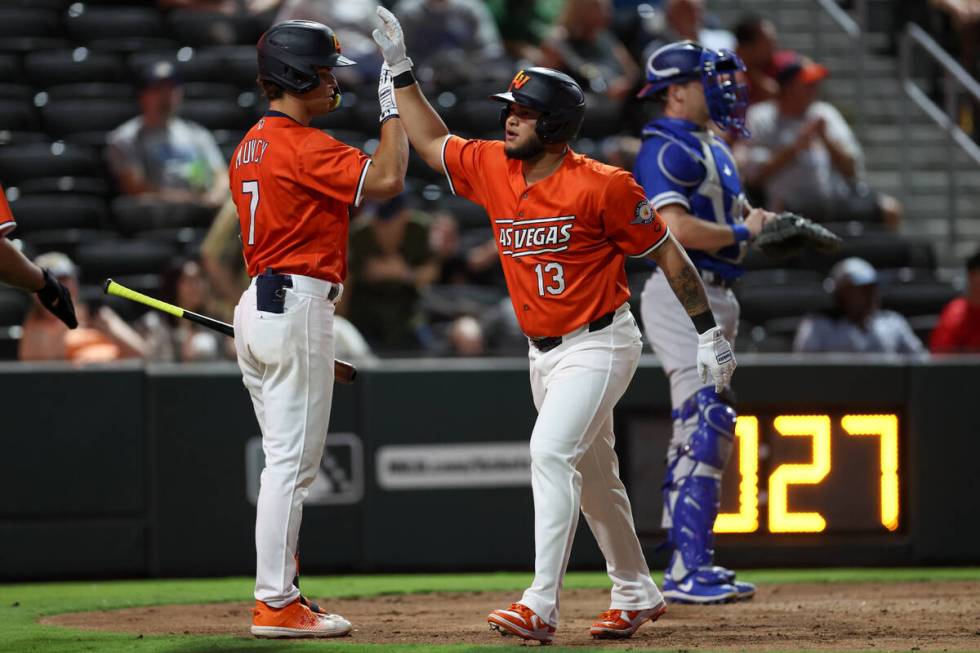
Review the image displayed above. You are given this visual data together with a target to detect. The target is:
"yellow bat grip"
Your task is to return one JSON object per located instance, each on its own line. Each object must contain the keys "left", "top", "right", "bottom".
{"left": 104, "top": 279, "right": 185, "bottom": 319}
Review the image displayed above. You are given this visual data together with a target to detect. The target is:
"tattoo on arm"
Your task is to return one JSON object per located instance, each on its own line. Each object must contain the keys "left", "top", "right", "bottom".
{"left": 663, "top": 264, "right": 710, "bottom": 316}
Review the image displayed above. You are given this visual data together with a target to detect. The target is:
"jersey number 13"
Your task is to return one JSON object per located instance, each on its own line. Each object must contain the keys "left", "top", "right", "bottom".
{"left": 535, "top": 262, "right": 565, "bottom": 296}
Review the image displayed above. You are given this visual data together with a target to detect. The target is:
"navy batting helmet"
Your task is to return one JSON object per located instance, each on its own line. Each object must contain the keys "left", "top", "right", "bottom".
{"left": 638, "top": 40, "right": 749, "bottom": 137}
{"left": 491, "top": 67, "right": 586, "bottom": 144}
{"left": 257, "top": 20, "right": 355, "bottom": 95}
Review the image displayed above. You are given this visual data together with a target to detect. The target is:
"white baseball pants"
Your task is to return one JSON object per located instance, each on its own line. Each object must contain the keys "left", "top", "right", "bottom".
{"left": 234, "top": 274, "right": 341, "bottom": 608}
{"left": 519, "top": 303, "right": 663, "bottom": 627}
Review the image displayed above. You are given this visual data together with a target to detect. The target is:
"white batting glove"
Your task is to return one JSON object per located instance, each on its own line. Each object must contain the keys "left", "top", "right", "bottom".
{"left": 697, "top": 326, "right": 736, "bottom": 393}
{"left": 378, "top": 62, "right": 398, "bottom": 123}
{"left": 372, "top": 7, "right": 413, "bottom": 76}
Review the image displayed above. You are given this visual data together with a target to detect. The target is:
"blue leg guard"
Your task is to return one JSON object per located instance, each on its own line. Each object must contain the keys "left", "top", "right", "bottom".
{"left": 661, "top": 388, "right": 750, "bottom": 603}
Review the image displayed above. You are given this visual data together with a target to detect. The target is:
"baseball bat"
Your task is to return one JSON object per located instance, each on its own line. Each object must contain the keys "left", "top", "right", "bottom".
{"left": 103, "top": 279, "right": 357, "bottom": 384}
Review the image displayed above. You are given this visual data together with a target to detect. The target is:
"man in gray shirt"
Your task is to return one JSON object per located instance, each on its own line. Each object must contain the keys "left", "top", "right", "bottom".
{"left": 794, "top": 257, "right": 924, "bottom": 354}
{"left": 106, "top": 61, "right": 228, "bottom": 208}
{"left": 738, "top": 52, "right": 901, "bottom": 228}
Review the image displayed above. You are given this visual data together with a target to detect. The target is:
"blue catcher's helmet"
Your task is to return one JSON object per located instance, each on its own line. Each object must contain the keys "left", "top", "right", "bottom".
{"left": 638, "top": 40, "right": 750, "bottom": 137}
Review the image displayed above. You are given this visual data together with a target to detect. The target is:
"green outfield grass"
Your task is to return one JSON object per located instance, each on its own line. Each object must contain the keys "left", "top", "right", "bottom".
{"left": 1, "top": 568, "right": 978, "bottom": 653}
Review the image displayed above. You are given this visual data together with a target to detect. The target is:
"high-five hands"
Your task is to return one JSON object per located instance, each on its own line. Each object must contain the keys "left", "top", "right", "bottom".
{"left": 372, "top": 7, "right": 413, "bottom": 76}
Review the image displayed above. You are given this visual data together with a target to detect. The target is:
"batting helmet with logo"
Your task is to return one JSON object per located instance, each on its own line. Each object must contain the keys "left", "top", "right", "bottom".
{"left": 491, "top": 67, "right": 586, "bottom": 144}
{"left": 257, "top": 20, "right": 355, "bottom": 95}
{"left": 638, "top": 40, "right": 749, "bottom": 137}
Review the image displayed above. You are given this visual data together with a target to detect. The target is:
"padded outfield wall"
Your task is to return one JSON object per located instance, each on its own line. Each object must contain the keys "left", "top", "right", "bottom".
{"left": 0, "top": 355, "right": 977, "bottom": 580}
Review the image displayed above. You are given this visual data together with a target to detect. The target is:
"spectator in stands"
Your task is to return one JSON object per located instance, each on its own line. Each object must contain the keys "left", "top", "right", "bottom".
{"left": 200, "top": 199, "right": 250, "bottom": 321}
{"left": 734, "top": 13, "right": 779, "bottom": 105}
{"left": 642, "top": 0, "right": 736, "bottom": 65}
{"left": 429, "top": 212, "right": 500, "bottom": 286}
{"left": 486, "top": 0, "right": 564, "bottom": 64}
{"left": 930, "top": 249, "right": 980, "bottom": 353}
{"left": 19, "top": 253, "right": 147, "bottom": 363}
{"left": 348, "top": 194, "right": 440, "bottom": 352}
{"left": 391, "top": 0, "right": 510, "bottom": 86}
{"left": 106, "top": 61, "right": 228, "bottom": 209}
{"left": 738, "top": 52, "right": 903, "bottom": 228}
{"left": 540, "top": 0, "right": 641, "bottom": 100}
{"left": 141, "top": 257, "right": 231, "bottom": 362}
{"left": 794, "top": 257, "right": 925, "bottom": 354}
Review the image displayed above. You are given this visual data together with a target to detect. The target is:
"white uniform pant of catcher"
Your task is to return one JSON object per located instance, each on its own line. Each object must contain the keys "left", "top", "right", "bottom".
{"left": 520, "top": 303, "right": 663, "bottom": 627}
{"left": 639, "top": 269, "right": 739, "bottom": 531}
{"left": 234, "top": 275, "right": 342, "bottom": 608}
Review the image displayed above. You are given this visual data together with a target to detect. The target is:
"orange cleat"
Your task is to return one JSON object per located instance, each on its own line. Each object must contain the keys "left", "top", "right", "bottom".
{"left": 589, "top": 602, "right": 667, "bottom": 639}
{"left": 487, "top": 602, "right": 556, "bottom": 644}
{"left": 251, "top": 598, "right": 351, "bottom": 638}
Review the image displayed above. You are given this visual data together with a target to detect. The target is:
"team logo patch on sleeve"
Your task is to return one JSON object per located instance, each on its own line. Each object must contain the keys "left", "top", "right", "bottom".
{"left": 631, "top": 200, "right": 657, "bottom": 226}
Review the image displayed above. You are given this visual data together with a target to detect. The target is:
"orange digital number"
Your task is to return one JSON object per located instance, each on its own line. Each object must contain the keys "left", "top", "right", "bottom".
{"left": 842, "top": 414, "right": 900, "bottom": 531}
{"left": 768, "top": 415, "right": 832, "bottom": 533}
{"left": 714, "top": 416, "right": 759, "bottom": 533}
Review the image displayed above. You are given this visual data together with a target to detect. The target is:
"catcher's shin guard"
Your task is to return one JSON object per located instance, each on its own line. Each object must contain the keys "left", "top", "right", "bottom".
{"left": 661, "top": 388, "right": 738, "bottom": 600}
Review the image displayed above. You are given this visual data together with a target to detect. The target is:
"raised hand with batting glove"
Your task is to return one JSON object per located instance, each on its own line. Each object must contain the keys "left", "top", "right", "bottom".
{"left": 378, "top": 63, "right": 398, "bottom": 124}
{"left": 372, "top": 7, "right": 413, "bottom": 76}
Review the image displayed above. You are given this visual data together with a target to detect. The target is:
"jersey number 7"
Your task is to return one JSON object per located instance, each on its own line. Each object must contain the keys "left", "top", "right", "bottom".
{"left": 242, "top": 180, "right": 260, "bottom": 246}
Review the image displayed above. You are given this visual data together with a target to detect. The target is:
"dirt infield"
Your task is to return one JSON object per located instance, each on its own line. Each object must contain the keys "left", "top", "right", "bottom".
{"left": 43, "top": 581, "right": 980, "bottom": 650}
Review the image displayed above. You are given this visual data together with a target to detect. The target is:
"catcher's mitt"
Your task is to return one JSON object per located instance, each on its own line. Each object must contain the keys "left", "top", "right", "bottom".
{"left": 752, "top": 211, "right": 842, "bottom": 260}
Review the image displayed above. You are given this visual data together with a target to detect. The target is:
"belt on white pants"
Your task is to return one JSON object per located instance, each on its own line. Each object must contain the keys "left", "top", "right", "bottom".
{"left": 250, "top": 273, "right": 343, "bottom": 303}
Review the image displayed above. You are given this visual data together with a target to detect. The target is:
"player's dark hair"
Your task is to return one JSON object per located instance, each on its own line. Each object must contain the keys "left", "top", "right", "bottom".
{"left": 967, "top": 249, "right": 980, "bottom": 272}
{"left": 258, "top": 77, "right": 285, "bottom": 100}
{"left": 734, "top": 13, "right": 767, "bottom": 45}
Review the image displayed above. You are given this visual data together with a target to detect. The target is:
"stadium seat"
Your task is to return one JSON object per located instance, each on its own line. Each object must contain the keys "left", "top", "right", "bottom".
{"left": 23, "top": 228, "right": 115, "bottom": 261}
{"left": 65, "top": 5, "right": 165, "bottom": 42}
{"left": 0, "top": 131, "right": 49, "bottom": 146}
{"left": 0, "top": 8, "right": 63, "bottom": 39}
{"left": 18, "top": 176, "right": 111, "bottom": 197}
{"left": 41, "top": 98, "right": 139, "bottom": 139}
{"left": 736, "top": 283, "right": 833, "bottom": 325}
{"left": 738, "top": 268, "right": 826, "bottom": 288}
{"left": 137, "top": 227, "right": 207, "bottom": 256}
{"left": 24, "top": 49, "right": 125, "bottom": 86}
{"left": 75, "top": 238, "right": 179, "bottom": 283}
{"left": 0, "top": 53, "right": 21, "bottom": 83}
{"left": 110, "top": 197, "right": 216, "bottom": 235}
{"left": 181, "top": 82, "right": 239, "bottom": 100}
{"left": 217, "top": 45, "right": 263, "bottom": 88}
{"left": 579, "top": 94, "right": 621, "bottom": 139}
{"left": 0, "top": 84, "right": 32, "bottom": 101}
{"left": 0, "top": 100, "right": 40, "bottom": 131}
{"left": 456, "top": 99, "right": 503, "bottom": 137}
{"left": 879, "top": 279, "right": 958, "bottom": 317}
{"left": 802, "top": 234, "right": 937, "bottom": 273}
{"left": 167, "top": 10, "right": 263, "bottom": 47}
{"left": 177, "top": 98, "right": 255, "bottom": 131}
{"left": 0, "top": 142, "right": 99, "bottom": 185}
{"left": 0, "top": 287, "right": 30, "bottom": 328}
{"left": 45, "top": 82, "right": 137, "bottom": 101}
{"left": 7, "top": 194, "right": 108, "bottom": 233}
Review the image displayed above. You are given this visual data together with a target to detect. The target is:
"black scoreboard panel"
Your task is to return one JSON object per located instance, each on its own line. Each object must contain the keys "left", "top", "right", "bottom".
{"left": 626, "top": 410, "right": 903, "bottom": 537}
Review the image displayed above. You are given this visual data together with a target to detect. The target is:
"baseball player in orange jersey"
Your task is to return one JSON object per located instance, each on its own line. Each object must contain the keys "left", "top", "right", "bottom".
{"left": 0, "top": 186, "right": 77, "bottom": 328}
{"left": 231, "top": 20, "right": 407, "bottom": 638}
{"left": 373, "top": 8, "right": 737, "bottom": 643}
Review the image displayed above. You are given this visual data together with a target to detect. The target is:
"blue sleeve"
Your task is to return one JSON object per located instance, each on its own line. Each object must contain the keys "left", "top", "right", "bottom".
{"left": 633, "top": 137, "right": 705, "bottom": 212}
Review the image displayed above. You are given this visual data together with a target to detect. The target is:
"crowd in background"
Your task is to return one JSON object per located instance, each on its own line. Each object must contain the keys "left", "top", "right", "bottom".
{"left": 4, "top": 0, "right": 980, "bottom": 363}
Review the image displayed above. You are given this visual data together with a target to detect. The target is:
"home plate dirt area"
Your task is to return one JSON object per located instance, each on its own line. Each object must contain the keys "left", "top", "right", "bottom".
{"left": 43, "top": 581, "right": 980, "bottom": 650}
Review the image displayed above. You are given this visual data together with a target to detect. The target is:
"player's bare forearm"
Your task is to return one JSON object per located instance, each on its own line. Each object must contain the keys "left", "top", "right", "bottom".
{"left": 658, "top": 204, "right": 740, "bottom": 251}
{"left": 648, "top": 235, "right": 710, "bottom": 316}
{"left": 0, "top": 238, "right": 44, "bottom": 291}
{"left": 394, "top": 83, "right": 450, "bottom": 173}
{"left": 363, "top": 118, "right": 408, "bottom": 200}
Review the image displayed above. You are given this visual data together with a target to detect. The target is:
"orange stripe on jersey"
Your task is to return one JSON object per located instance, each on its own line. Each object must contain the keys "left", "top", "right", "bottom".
{"left": 442, "top": 135, "right": 670, "bottom": 337}
{"left": 229, "top": 114, "right": 371, "bottom": 283}
{"left": 0, "top": 185, "right": 15, "bottom": 236}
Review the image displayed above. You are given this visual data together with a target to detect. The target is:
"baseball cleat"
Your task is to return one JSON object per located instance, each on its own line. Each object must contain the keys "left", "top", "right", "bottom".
{"left": 689, "top": 566, "right": 756, "bottom": 601}
{"left": 662, "top": 575, "right": 739, "bottom": 604}
{"left": 487, "top": 602, "right": 556, "bottom": 644}
{"left": 251, "top": 598, "right": 352, "bottom": 638}
{"left": 590, "top": 602, "right": 667, "bottom": 639}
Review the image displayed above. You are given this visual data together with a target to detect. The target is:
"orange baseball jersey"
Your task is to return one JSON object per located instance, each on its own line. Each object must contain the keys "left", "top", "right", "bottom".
{"left": 229, "top": 111, "right": 371, "bottom": 282}
{"left": 440, "top": 136, "right": 670, "bottom": 337}
{"left": 0, "top": 185, "right": 16, "bottom": 236}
